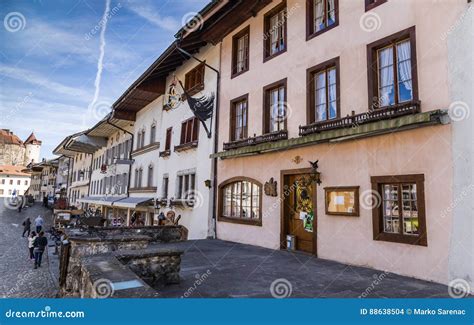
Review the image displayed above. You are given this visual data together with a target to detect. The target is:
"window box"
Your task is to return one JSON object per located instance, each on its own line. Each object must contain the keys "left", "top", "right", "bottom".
{"left": 174, "top": 140, "right": 199, "bottom": 152}
{"left": 223, "top": 130, "right": 288, "bottom": 151}
{"left": 371, "top": 174, "right": 427, "bottom": 246}
{"left": 159, "top": 149, "right": 171, "bottom": 158}
{"left": 299, "top": 100, "right": 420, "bottom": 136}
{"left": 128, "top": 186, "right": 157, "bottom": 193}
{"left": 131, "top": 142, "right": 160, "bottom": 157}
{"left": 169, "top": 198, "right": 195, "bottom": 208}
{"left": 325, "top": 186, "right": 359, "bottom": 216}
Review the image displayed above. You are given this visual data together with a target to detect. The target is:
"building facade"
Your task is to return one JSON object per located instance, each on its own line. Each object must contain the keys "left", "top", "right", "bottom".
{"left": 0, "top": 165, "right": 30, "bottom": 197}
{"left": 210, "top": 0, "right": 470, "bottom": 288}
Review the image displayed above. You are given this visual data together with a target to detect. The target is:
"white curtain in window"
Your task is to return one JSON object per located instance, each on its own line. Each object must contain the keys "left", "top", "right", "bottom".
{"left": 378, "top": 47, "right": 394, "bottom": 106}
{"left": 328, "top": 0, "right": 335, "bottom": 24}
{"left": 314, "top": 0, "right": 324, "bottom": 31}
{"left": 396, "top": 41, "right": 412, "bottom": 91}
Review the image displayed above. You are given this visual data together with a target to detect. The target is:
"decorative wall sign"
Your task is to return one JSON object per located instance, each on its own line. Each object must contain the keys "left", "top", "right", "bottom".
{"left": 292, "top": 155, "right": 303, "bottom": 164}
{"left": 264, "top": 177, "right": 278, "bottom": 197}
{"left": 163, "top": 77, "right": 182, "bottom": 111}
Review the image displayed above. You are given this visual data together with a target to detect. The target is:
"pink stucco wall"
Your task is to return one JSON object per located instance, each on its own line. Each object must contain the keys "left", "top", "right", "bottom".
{"left": 215, "top": 0, "right": 465, "bottom": 285}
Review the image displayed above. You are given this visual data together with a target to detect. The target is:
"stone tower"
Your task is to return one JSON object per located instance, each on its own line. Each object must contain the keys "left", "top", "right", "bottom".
{"left": 23, "top": 132, "right": 42, "bottom": 166}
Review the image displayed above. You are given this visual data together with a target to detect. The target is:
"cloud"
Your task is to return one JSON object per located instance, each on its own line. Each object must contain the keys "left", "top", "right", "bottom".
{"left": 0, "top": 65, "right": 91, "bottom": 100}
{"left": 126, "top": 1, "right": 180, "bottom": 31}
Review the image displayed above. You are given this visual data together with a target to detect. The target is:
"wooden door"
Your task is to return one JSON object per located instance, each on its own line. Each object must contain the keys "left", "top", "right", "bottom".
{"left": 284, "top": 173, "right": 316, "bottom": 254}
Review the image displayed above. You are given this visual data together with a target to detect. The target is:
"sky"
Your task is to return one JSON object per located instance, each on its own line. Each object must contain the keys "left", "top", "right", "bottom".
{"left": 0, "top": 0, "right": 209, "bottom": 159}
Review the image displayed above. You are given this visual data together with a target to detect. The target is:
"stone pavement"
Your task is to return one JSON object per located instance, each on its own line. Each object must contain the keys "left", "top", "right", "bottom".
{"left": 0, "top": 202, "right": 58, "bottom": 298}
{"left": 158, "top": 240, "right": 453, "bottom": 298}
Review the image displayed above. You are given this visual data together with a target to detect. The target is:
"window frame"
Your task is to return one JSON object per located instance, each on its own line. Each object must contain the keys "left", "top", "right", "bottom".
{"left": 306, "top": 57, "right": 340, "bottom": 124}
{"left": 263, "top": 0, "right": 287, "bottom": 62}
{"left": 371, "top": 174, "right": 427, "bottom": 246}
{"left": 180, "top": 117, "right": 199, "bottom": 145}
{"left": 229, "top": 93, "right": 249, "bottom": 142}
{"left": 165, "top": 127, "right": 172, "bottom": 151}
{"left": 324, "top": 186, "right": 359, "bottom": 217}
{"left": 306, "top": 0, "right": 339, "bottom": 41}
{"left": 263, "top": 78, "right": 288, "bottom": 134}
{"left": 367, "top": 26, "right": 418, "bottom": 110}
{"left": 231, "top": 25, "right": 250, "bottom": 78}
{"left": 218, "top": 177, "right": 263, "bottom": 226}
{"left": 184, "top": 62, "right": 205, "bottom": 96}
{"left": 365, "top": 0, "right": 387, "bottom": 12}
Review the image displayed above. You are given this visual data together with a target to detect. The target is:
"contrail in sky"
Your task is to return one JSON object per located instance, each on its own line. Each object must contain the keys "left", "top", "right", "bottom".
{"left": 89, "top": 0, "right": 111, "bottom": 112}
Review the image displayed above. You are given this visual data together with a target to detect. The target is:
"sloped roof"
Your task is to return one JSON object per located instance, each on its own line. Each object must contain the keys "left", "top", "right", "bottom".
{"left": 0, "top": 165, "right": 30, "bottom": 176}
{"left": 24, "top": 132, "right": 42, "bottom": 145}
{"left": 0, "top": 129, "right": 24, "bottom": 146}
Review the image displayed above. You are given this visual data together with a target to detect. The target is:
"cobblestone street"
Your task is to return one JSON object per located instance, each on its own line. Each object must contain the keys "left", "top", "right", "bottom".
{"left": 0, "top": 202, "right": 57, "bottom": 298}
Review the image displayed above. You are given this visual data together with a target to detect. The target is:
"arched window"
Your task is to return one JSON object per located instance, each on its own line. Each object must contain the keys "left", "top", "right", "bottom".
{"left": 138, "top": 168, "right": 143, "bottom": 188}
{"left": 150, "top": 123, "right": 156, "bottom": 144}
{"left": 134, "top": 169, "right": 139, "bottom": 188}
{"left": 148, "top": 165, "right": 154, "bottom": 187}
{"left": 218, "top": 177, "right": 262, "bottom": 226}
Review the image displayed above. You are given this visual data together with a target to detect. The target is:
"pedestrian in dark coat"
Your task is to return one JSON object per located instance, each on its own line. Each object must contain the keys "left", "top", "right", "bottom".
{"left": 33, "top": 231, "right": 48, "bottom": 269}
{"left": 22, "top": 217, "right": 31, "bottom": 237}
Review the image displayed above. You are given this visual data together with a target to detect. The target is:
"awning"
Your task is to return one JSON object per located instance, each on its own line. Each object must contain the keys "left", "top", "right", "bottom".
{"left": 78, "top": 196, "right": 126, "bottom": 207}
{"left": 112, "top": 197, "right": 154, "bottom": 209}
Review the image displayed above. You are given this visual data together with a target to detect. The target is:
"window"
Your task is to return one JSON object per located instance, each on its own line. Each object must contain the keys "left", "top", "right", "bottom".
{"left": 25, "top": 180, "right": 28, "bottom": 185}
{"left": 365, "top": 0, "right": 387, "bottom": 11}
{"left": 147, "top": 165, "right": 154, "bottom": 187}
{"left": 0, "top": 189, "right": 3, "bottom": 195}
{"left": 367, "top": 27, "right": 418, "bottom": 109}
{"left": 232, "top": 26, "right": 250, "bottom": 77}
{"left": 9, "top": 180, "right": 13, "bottom": 185}
{"left": 162, "top": 175, "right": 169, "bottom": 199}
{"left": 230, "top": 94, "right": 248, "bottom": 141}
{"left": 176, "top": 172, "right": 196, "bottom": 199}
{"left": 165, "top": 127, "right": 172, "bottom": 151}
{"left": 371, "top": 174, "right": 427, "bottom": 246}
{"left": 138, "top": 168, "right": 143, "bottom": 188}
{"left": 140, "top": 129, "right": 145, "bottom": 148}
{"left": 218, "top": 177, "right": 262, "bottom": 226}
{"left": 264, "top": 1, "right": 287, "bottom": 61}
{"left": 2, "top": 179, "right": 5, "bottom": 184}
{"left": 150, "top": 124, "right": 156, "bottom": 143}
{"left": 263, "top": 79, "right": 287, "bottom": 133}
{"left": 180, "top": 117, "right": 199, "bottom": 144}
{"left": 307, "top": 57, "right": 339, "bottom": 123}
{"left": 307, "top": 0, "right": 338, "bottom": 39}
{"left": 184, "top": 62, "right": 205, "bottom": 96}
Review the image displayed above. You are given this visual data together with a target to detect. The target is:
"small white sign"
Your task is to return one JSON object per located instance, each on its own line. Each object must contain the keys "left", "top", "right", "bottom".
{"left": 299, "top": 211, "right": 307, "bottom": 220}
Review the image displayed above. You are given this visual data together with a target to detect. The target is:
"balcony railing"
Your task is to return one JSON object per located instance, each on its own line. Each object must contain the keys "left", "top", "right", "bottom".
{"left": 174, "top": 140, "right": 198, "bottom": 152}
{"left": 299, "top": 101, "right": 421, "bottom": 136}
{"left": 223, "top": 130, "right": 288, "bottom": 151}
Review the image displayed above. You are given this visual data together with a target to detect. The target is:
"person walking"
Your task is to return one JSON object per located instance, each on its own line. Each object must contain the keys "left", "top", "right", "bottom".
{"left": 21, "top": 217, "right": 31, "bottom": 237}
{"left": 28, "top": 231, "right": 37, "bottom": 259}
{"left": 33, "top": 231, "right": 47, "bottom": 269}
{"left": 34, "top": 215, "right": 44, "bottom": 233}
